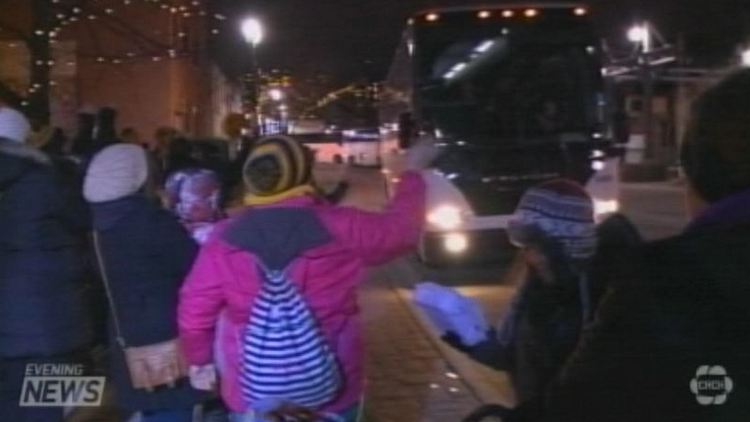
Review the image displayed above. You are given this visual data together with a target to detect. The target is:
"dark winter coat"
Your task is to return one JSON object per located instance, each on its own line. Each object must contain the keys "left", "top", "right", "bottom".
{"left": 452, "top": 214, "right": 642, "bottom": 404}
{"left": 90, "top": 195, "right": 208, "bottom": 412}
{"left": 0, "top": 138, "right": 92, "bottom": 358}
{"left": 535, "top": 190, "right": 750, "bottom": 422}
{"left": 453, "top": 275, "right": 585, "bottom": 404}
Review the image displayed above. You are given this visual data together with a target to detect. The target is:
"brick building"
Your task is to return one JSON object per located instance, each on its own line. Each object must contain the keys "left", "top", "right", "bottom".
{"left": 0, "top": 0, "right": 237, "bottom": 141}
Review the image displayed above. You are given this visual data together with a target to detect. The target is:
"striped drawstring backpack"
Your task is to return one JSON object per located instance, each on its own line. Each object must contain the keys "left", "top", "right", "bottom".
{"left": 239, "top": 261, "right": 342, "bottom": 414}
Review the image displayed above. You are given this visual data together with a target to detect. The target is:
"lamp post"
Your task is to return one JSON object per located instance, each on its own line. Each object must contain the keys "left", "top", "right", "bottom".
{"left": 241, "top": 17, "right": 264, "bottom": 136}
{"left": 627, "top": 22, "right": 655, "bottom": 161}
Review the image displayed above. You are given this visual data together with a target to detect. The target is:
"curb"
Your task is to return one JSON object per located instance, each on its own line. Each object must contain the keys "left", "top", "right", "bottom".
{"left": 386, "top": 258, "right": 517, "bottom": 409}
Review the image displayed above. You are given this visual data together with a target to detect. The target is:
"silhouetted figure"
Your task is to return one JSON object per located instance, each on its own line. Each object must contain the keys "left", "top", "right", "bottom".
{"left": 71, "top": 112, "right": 96, "bottom": 157}
{"left": 92, "top": 107, "right": 119, "bottom": 153}
{"left": 41, "top": 127, "right": 68, "bottom": 156}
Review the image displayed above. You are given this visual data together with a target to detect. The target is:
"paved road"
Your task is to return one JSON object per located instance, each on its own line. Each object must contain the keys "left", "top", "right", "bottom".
{"left": 620, "top": 182, "right": 687, "bottom": 240}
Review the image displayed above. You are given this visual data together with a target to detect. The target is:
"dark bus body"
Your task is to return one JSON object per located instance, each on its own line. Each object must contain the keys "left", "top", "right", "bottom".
{"left": 380, "top": 4, "right": 621, "bottom": 265}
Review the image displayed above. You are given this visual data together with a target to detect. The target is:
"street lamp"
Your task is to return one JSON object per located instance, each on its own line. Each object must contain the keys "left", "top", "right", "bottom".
{"left": 626, "top": 22, "right": 655, "bottom": 163}
{"left": 627, "top": 24, "right": 651, "bottom": 52}
{"left": 268, "top": 88, "right": 284, "bottom": 101}
{"left": 241, "top": 17, "right": 264, "bottom": 46}
{"left": 240, "top": 17, "right": 264, "bottom": 136}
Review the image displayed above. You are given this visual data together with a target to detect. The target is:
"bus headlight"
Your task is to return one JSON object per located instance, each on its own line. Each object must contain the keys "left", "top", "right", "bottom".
{"left": 427, "top": 205, "right": 463, "bottom": 230}
{"left": 444, "top": 233, "right": 469, "bottom": 254}
{"left": 594, "top": 199, "right": 620, "bottom": 217}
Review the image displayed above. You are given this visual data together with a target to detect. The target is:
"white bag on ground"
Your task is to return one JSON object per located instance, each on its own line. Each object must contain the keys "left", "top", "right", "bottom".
{"left": 413, "top": 282, "right": 489, "bottom": 346}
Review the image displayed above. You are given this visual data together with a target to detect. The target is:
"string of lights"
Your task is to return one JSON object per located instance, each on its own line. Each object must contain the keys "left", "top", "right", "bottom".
{"left": 35, "top": 0, "right": 226, "bottom": 65}
{"left": 0, "top": 0, "right": 232, "bottom": 105}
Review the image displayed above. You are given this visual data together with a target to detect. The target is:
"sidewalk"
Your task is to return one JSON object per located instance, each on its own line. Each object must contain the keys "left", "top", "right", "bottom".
{"left": 360, "top": 259, "right": 520, "bottom": 421}
{"left": 360, "top": 268, "right": 483, "bottom": 421}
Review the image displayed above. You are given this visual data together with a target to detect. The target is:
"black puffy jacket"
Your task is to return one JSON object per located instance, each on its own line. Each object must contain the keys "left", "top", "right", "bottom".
{"left": 90, "top": 194, "right": 207, "bottom": 411}
{"left": 0, "top": 138, "right": 92, "bottom": 358}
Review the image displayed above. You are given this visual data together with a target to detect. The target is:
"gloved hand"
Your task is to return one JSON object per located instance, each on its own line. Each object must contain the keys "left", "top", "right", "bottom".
{"left": 405, "top": 136, "right": 442, "bottom": 171}
{"left": 189, "top": 364, "right": 217, "bottom": 391}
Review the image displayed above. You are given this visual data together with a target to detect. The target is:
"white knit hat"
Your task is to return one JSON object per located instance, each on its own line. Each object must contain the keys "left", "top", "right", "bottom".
{"left": 0, "top": 107, "right": 31, "bottom": 143}
{"left": 84, "top": 144, "right": 149, "bottom": 203}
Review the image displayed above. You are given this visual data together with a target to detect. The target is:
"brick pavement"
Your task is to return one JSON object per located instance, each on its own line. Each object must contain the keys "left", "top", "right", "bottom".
{"left": 360, "top": 270, "right": 482, "bottom": 422}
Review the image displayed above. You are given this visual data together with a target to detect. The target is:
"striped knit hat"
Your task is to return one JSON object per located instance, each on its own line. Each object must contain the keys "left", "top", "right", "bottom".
{"left": 508, "top": 179, "right": 597, "bottom": 261}
{"left": 242, "top": 136, "right": 313, "bottom": 198}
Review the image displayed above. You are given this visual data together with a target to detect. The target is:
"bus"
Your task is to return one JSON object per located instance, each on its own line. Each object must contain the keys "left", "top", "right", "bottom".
{"left": 288, "top": 132, "right": 345, "bottom": 164}
{"left": 342, "top": 128, "right": 382, "bottom": 167}
{"left": 380, "top": 4, "right": 622, "bottom": 265}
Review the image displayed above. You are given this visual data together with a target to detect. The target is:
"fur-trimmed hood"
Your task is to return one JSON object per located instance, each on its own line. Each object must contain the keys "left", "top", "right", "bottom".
{"left": 0, "top": 137, "right": 51, "bottom": 190}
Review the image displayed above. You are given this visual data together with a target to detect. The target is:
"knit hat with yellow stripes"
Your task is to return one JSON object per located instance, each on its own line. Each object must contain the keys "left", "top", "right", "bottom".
{"left": 242, "top": 136, "right": 314, "bottom": 204}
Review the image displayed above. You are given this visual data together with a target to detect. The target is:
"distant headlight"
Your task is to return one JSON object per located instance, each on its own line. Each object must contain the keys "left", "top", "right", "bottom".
{"left": 427, "top": 205, "right": 463, "bottom": 230}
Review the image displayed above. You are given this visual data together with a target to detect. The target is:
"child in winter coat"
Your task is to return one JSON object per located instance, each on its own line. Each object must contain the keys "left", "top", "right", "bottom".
{"left": 165, "top": 168, "right": 225, "bottom": 244}
{"left": 178, "top": 136, "right": 437, "bottom": 422}
{"left": 444, "top": 180, "right": 599, "bottom": 405}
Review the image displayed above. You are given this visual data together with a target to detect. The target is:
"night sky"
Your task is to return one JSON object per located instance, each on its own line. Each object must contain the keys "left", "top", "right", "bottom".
{"left": 212, "top": 0, "right": 750, "bottom": 85}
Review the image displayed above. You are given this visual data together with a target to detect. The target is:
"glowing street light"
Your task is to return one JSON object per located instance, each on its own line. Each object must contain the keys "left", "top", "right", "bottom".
{"left": 627, "top": 24, "right": 651, "bottom": 52}
{"left": 268, "top": 88, "right": 284, "bottom": 101}
{"left": 240, "top": 17, "right": 265, "bottom": 136}
{"left": 241, "top": 17, "right": 264, "bottom": 46}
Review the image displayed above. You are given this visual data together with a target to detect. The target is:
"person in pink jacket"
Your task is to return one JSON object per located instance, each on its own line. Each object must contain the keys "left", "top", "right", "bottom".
{"left": 178, "top": 136, "right": 437, "bottom": 421}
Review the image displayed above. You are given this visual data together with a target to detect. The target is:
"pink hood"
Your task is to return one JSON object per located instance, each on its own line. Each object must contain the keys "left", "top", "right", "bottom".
{"left": 178, "top": 172, "right": 425, "bottom": 413}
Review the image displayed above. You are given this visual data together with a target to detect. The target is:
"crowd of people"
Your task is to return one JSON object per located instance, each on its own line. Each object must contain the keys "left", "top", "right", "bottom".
{"left": 0, "top": 69, "right": 749, "bottom": 422}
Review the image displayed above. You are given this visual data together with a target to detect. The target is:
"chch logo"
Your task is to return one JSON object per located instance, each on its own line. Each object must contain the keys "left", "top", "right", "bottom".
{"left": 690, "top": 365, "right": 733, "bottom": 406}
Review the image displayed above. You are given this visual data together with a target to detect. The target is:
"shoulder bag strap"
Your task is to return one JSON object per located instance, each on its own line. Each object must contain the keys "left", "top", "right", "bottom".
{"left": 92, "top": 231, "right": 128, "bottom": 348}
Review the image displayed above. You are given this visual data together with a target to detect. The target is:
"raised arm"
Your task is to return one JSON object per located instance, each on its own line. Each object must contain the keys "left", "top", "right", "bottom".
{"left": 338, "top": 171, "right": 426, "bottom": 266}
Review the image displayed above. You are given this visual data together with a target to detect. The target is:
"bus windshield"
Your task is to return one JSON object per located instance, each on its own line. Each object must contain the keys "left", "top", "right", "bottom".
{"left": 415, "top": 14, "right": 602, "bottom": 144}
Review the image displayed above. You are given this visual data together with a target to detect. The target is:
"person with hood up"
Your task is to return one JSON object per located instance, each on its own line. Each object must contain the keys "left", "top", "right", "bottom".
{"left": 178, "top": 136, "right": 437, "bottom": 421}
{"left": 444, "top": 180, "right": 599, "bottom": 406}
{"left": 83, "top": 144, "right": 208, "bottom": 422}
{"left": 0, "top": 106, "right": 92, "bottom": 421}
